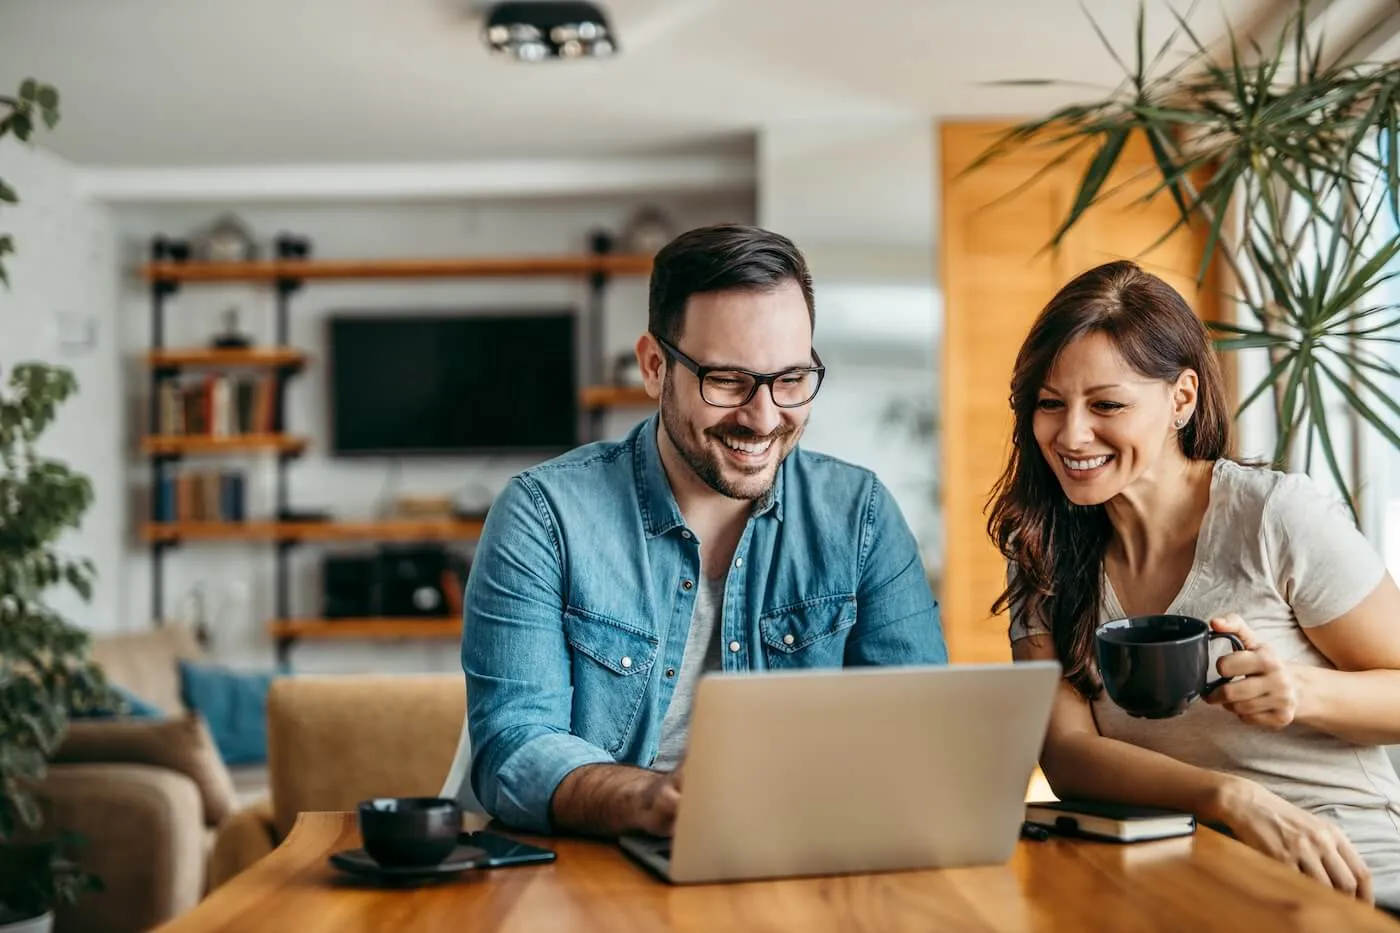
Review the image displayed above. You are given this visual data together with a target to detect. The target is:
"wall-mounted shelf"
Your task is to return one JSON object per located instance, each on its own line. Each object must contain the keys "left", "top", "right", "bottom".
{"left": 580, "top": 385, "right": 653, "bottom": 409}
{"left": 147, "top": 347, "right": 307, "bottom": 369}
{"left": 141, "top": 518, "right": 487, "bottom": 544}
{"left": 144, "top": 233, "right": 636, "bottom": 664}
{"left": 142, "top": 253, "right": 653, "bottom": 283}
{"left": 141, "top": 434, "right": 307, "bottom": 457}
{"left": 267, "top": 618, "right": 462, "bottom": 640}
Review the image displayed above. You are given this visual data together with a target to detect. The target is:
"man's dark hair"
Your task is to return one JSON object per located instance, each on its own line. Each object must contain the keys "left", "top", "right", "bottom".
{"left": 647, "top": 223, "right": 815, "bottom": 344}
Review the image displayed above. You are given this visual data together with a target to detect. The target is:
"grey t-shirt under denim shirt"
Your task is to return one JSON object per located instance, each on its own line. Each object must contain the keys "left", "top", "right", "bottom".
{"left": 653, "top": 574, "right": 726, "bottom": 771}
{"left": 1010, "top": 459, "right": 1400, "bottom": 904}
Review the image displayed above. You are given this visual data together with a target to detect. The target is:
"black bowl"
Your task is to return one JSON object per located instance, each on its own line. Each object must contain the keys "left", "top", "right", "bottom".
{"left": 357, "top": 797, "right": 462, "bottom": 868}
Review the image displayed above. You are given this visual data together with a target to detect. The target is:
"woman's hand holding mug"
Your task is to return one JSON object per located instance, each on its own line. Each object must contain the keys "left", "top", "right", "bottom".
{"left": 1203, "top": 613, "right": 1302, "bottom": 730}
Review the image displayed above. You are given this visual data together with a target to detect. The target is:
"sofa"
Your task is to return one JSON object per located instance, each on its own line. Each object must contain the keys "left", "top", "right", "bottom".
{"left": 206, "top": 672, "right": 469, "bottom": 890}
{"left": 40, "top": 625, "right": 265, "bottom": 933}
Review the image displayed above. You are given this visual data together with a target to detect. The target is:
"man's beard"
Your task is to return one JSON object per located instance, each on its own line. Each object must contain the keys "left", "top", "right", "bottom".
{"left": 659, "top": 374, "right": 799, "bottom": 501}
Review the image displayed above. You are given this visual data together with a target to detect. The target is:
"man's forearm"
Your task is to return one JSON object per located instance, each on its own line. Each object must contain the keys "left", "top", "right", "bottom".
{"left": 549, "top": 763, "right": 671, "bottom": 837}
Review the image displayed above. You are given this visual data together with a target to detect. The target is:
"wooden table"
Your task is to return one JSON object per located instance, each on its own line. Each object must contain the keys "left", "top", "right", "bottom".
{"left": 159, "top": 811, "right": 1400, "bottom": 932}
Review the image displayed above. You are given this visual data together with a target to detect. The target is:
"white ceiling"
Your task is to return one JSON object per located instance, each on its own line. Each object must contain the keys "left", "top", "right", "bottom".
{"left": 0, "top": 0, "right": 1367, "bottom": 168}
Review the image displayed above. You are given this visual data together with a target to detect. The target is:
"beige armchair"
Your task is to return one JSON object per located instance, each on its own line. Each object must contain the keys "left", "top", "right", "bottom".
{"left": 41, "top": 626, "right": 242, "bottom": 933}
{"left": 44, "top": 763, "right": 206, "bottom": 933}
{"left": 207, "top": 673, "right": 471, "bottom": 890}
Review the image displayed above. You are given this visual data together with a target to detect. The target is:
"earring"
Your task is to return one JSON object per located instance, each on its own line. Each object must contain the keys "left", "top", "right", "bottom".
{"left": 1174, "top": 417, "right": 1186, "bottom": 429}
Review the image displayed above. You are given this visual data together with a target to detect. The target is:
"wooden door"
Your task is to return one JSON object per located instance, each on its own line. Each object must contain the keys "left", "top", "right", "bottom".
{"left": 938, "top": 121, "right": 1224, "bottom": 664}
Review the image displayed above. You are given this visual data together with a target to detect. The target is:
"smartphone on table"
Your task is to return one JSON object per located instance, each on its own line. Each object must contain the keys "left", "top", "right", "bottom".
{"left": 460, "top": 830, "right": 557, "bottom": 868}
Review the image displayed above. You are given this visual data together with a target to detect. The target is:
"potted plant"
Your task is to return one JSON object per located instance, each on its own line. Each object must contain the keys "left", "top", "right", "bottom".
{"left": 968, "top": 0, "right": 1400, "bottom": 516}
{"left": 0, "top": 79, "right": 117, "bottom": 933}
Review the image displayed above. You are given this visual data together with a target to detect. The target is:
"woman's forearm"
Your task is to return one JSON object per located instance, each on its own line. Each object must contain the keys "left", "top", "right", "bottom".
{"left": 1294, "top": 666, "right": 1400, "bottom": 745}
{"left": 1043, "top": 732, "right": 1247, "bottom": 825}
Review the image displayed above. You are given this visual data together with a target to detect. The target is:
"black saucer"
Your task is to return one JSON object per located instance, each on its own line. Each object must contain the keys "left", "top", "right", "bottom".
{"left": 328, "top": 843, "right": 488, "bottom": 884}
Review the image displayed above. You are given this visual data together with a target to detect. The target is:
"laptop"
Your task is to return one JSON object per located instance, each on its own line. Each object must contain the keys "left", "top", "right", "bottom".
{"left": 619, "top": 660, "right": 1061, "bottom": 884}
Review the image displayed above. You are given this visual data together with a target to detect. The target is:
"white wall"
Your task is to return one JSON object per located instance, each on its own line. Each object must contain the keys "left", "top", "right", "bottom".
{"left": 0, "top": 142, "right": 122, "bottom": 635}
{"left": 758, "top": 119, "right": 941, "bottom": 572}
{"left": 113, "top": 193, "right": 754, "bottom": 671}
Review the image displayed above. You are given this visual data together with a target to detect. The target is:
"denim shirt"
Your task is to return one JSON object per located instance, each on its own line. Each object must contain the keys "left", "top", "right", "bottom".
{"left": 462, "top": 415, "right": 946, "bottom": 833}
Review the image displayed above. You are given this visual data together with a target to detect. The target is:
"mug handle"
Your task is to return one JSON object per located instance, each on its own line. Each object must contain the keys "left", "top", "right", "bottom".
{"left": 1203, "top": 632, "right": 1246, "bottom": 694}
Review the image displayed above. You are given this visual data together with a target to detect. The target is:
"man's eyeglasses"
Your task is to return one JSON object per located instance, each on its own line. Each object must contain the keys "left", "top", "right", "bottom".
{"left": 652, "top": 334, "right": 826, "bottom": 409}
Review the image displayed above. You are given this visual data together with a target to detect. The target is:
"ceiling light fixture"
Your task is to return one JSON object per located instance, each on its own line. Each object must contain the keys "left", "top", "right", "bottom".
{"left": 482, "top": 1, "right": 618, "bottom": 61}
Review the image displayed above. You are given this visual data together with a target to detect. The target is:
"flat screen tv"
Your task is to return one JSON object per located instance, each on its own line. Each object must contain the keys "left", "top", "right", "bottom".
{"left": 327, "top": 311, "right": 579, "bottom": 456}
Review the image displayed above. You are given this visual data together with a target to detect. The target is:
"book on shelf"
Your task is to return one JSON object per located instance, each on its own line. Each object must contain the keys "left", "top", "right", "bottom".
{"left": 155, "top": 373, "right": 281, "bottom": 436}
{"left": 1023, "top": 799, "right": 1196, "bottom": 843}
{"left": 153, "top": 470, "right": 246, "bottom": 523}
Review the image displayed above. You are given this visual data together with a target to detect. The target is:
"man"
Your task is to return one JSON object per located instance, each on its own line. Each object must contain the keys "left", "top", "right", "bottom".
{"left": 463, "top": 223, "right": 946, "bottom": 837}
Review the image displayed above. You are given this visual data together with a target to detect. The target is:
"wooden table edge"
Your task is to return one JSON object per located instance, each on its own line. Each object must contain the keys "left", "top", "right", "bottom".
{"left": 155, "top": 810, "right": 1400, "bottom": 932}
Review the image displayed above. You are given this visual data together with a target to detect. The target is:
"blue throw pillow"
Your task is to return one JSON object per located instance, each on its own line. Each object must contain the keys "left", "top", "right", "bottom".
{"left": 178, "top": 660, "right": 278, "bottom": 765}
{"left": 75, "top": 683, "right": 166, "bottom": 720}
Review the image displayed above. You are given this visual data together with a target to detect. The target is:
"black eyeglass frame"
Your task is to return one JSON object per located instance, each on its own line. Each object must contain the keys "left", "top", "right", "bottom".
{"left": 652, "top": 333, "right": 827, "bottom": 409}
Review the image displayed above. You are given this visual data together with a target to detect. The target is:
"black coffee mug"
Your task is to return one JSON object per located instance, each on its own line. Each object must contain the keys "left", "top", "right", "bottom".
{"left": 357, "top": 797, "right": 462, "bottom": 867}
{"left": 1095, "top": 614, "right": 1245, "bottom": 719}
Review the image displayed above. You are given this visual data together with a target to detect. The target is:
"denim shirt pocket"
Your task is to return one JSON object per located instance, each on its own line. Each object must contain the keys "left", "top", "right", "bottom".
{"left": 562, "top": 607, "right": 658, "bottom": 755}
{"left": 759, "top": 594, "right": 857, "bottom": 669}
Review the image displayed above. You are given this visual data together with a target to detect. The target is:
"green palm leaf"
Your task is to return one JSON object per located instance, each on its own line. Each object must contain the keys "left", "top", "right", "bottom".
{"left": 1305, "top": 366, "right": 1356, "bottom": 520}
{"left": 1052, "top": 128, "right": 1130, "bottom": 245}
{"left": 1276, "top": 342, "right": 1313, "bottom": 465}
{"left": 1330, "top": 352, "right": 1400, "bottom": 422}
{"left": 1234, "top": 346, "right": 1301, "bottom": 416}
{"left": 1318, "top": 357, "right": 1400, "bottom": 451}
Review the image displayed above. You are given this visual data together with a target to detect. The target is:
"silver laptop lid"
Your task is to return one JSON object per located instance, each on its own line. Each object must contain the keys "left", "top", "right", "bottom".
{"left": 667, "top": 661, "right": 1061, "bottom": 884}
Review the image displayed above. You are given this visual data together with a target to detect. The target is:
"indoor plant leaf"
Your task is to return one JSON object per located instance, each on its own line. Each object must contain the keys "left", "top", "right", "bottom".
{"left": 0, "top": 77, "right": 114, "bottom": 924}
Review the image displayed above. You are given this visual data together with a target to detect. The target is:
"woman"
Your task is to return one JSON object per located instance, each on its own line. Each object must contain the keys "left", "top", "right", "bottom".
{"left": 991, "top": 259, "right": 1400, "bottom": 906}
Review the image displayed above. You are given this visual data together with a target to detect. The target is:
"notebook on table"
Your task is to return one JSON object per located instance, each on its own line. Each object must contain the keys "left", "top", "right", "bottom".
{"left": 1023, "top": 799, "right": 1196, "bottom": 843}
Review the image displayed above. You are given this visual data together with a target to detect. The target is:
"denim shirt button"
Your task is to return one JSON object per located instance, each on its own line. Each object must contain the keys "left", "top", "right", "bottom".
{"left": 728, "top": 641, "right": 740, "bottom": 653}
{"left": 665, "top": 668, "right": 676, "bottom": 678}
{"left": 682, "top": 579, "right": 694, "bottom": 590}
{"left": 734, "top": 557, "right": 743, "bottom": 568}
{"left": 621, "top": 656, "right": 633, "bottom": 669}
{"left": 782, "top": 633, "right": 795, "bottom": 645}
{"left": 681, "top": 530, "right": 692, "bottom": 539}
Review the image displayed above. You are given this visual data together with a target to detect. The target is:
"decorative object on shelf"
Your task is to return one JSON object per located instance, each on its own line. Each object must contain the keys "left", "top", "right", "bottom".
{"left": 275, "top": 507, "right": 331, "bottom": 523}
{"left": 452, "top": 483, "right": 495, "bottom": 519}
{"left": 394, "top": 494, "right": 457, "bottom": 519}
{"left": 151, "top": 235, "right": 190, "bottom": 264}
{"left": 0, "top": 76, "right": 117, "bottom": 933}
{"left": 192, "top": 213, "right": 257, "bottom": 263}
{"left": 611, "top": 349, "right": 643, "bottom": 387}
{"left": 211, "top": 307, "right": 253, "bottom": 349}
{"left": 175, "top": 584, "right": 212, "bottom": 647}
{"left": 275, "top": 232, "right": 311, "bottom": 260}
{"left": 620, "top": 205, "right": 675, "bottom": 255}
{"left": 481, "top": 0, "right": 617, "bottom": 61}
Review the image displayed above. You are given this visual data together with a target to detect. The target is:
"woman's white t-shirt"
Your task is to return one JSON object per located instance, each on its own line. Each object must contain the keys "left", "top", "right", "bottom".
{"left": 1009, "top": 459, "right": 1400, "bottom": 900}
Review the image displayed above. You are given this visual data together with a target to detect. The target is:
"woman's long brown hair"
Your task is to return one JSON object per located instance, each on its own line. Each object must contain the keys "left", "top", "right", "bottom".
{"left": 987, "top": 260, "right": 1231, "bottom": 700}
